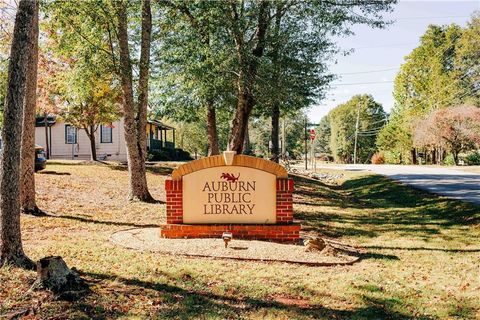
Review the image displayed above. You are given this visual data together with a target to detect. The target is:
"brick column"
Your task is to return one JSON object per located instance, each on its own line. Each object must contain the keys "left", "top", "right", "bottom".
{"left": 165, "top": 179, "right": 183, "bottom": 224}
{"left": 276, "top": 178, "right": 294, "bottom": 223}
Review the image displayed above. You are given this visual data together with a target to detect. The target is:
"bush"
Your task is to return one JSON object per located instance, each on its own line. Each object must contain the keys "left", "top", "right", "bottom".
{"left": 465, "top": 151, "right": 480, "bottom": 165}
{"left": 443, "top": 154, "right": 456, "bottom": 166}
{"left": 371, "top": 152, "right": 385, "bottom": 164}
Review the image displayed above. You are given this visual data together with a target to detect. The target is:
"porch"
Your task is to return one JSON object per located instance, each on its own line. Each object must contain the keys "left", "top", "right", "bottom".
{"left": 147, "top": 120, "right": 175, "bottom": 151}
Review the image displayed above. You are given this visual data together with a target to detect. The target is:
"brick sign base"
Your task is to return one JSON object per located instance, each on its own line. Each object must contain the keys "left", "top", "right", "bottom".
{"left": 160, "top": 224, "right": 301, "bottom": 242}
{"left": 161, "top": 154, "right": 301, "bottom": 243}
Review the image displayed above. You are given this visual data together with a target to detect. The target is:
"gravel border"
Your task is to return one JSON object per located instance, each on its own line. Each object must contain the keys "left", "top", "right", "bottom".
{"left": 109, "top": 228, "right": 361, "bottom": 266}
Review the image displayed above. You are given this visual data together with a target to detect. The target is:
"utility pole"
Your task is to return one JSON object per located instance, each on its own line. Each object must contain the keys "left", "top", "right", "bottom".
{"left": 353, "top": 104, "right": 360, "bottom": 164}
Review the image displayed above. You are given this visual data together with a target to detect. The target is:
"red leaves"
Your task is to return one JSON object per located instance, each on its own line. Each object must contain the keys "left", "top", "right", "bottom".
{"left": 220, "top": 173, "right": 240, "bottom": 182}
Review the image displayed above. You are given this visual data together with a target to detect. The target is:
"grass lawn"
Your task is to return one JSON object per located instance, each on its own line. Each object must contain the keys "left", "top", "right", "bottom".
{"left": 1, "top": 161, "right": 479, "bottom": 319}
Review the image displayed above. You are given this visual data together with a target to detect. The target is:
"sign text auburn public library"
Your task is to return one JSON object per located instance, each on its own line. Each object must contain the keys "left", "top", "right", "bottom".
{"left": 202, "top": 175, "right": 256, "bottom": 215}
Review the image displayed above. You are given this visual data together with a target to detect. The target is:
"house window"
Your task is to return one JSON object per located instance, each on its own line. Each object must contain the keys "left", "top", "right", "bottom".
{"left": 100, "top": 125, "right": 113, "bottom": 143}
{"left": 65, "top": 125, "right": 77, "bottom": 144}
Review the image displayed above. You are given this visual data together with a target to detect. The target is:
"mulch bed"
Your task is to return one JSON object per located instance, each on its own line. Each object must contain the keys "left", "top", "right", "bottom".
{"left": 110, "top": 228, "right": 360, "bottom": 266}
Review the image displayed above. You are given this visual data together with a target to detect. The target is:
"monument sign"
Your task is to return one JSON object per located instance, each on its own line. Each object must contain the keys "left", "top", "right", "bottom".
{"left": 161, "top": 151, "right": 300, "bottom": 242}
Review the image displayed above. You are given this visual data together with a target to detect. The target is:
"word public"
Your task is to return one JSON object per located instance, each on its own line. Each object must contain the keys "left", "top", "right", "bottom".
{"left": 202, "top": 180, "right": 257, "bottom": 215}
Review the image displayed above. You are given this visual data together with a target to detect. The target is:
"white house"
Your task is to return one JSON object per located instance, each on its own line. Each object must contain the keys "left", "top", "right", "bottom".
{"left": 35, "top": 116, "right": 176, "bottom": 161}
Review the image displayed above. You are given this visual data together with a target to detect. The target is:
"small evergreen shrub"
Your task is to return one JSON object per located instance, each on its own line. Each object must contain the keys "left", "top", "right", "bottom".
{"left": 465, "top": 151, "right": 480, "bottom": 165}
{"left": 443, "top": 154, "right": 456, "bottom": 166}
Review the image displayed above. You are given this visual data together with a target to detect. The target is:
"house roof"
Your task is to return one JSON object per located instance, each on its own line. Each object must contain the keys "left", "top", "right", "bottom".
{"left": 147, "top": 120, "right": 175, "bottom": 130}
{"left": 35, "top": 116, "right": 57, "bottom": 127}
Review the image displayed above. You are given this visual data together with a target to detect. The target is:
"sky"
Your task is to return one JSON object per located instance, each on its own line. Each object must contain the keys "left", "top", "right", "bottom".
{"left": 308, "top": 0, "right": 480, "bottom": 124}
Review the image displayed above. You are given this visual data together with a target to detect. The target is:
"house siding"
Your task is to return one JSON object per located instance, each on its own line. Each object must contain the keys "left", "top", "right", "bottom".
{"left": 35, "top": 119, "right": 128, "bottom": 161}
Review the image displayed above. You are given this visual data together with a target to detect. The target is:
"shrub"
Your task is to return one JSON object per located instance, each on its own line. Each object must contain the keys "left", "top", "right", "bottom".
{"left": 371, "top": 152, "right": 385, "bottom": 164}
{"left": 465, "top": 151, "right": 480, "bottom": 165}
{"left": 443, "top": 154, "right": 456, "bottom": 166}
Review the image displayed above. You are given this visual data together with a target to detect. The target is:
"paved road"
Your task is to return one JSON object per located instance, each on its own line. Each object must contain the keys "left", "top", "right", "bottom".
{"left": 310, "top": 164, "right": 480, "bottom": 205}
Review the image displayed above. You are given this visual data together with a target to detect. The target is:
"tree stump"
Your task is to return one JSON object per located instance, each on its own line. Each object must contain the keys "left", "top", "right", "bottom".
{"left": 30, "top": 256, "right": 88, "bottom": 300}
{"left": 303, "top": 237, "right": 327, "bottom": 252}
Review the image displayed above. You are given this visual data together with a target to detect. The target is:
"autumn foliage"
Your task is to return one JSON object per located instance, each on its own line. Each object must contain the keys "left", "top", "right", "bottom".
{"left": 371, "top": 152, "right": 385, "bottom": 164}
{"left": 414, "top": 105, "right": 480, "bottom": 165}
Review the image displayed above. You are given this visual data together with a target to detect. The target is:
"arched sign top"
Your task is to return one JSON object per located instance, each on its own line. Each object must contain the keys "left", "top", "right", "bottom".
{"left": 171, "top": 153, "right": 288, "bottom": 180}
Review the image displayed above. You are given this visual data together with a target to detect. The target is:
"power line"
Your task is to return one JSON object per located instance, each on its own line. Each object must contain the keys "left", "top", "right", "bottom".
{"left": 331, "top": 80, "right": 394, "bottom": 87}
{"left": 352, "top": 43, "right": 417, "bottom": 50}
{"left": 338, "top": 67, "right": 399, "bottom": 76}
{"left": 332, "top": 32, "right": 464, "bottom": 88}
{"left": 395, "top": 15, "right": 470, "bottom": 21}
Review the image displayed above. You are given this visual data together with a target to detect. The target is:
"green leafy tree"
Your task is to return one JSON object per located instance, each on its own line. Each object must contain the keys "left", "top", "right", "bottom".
{"left": 43, "top": 0, "right": 155, "bottom": 201}
{"left": 455, "top": 13, "right": 480, "bottom": 106}
{"left": 59, "top": 72, "right": 121, "bottom": 161}
{"left": 250, "top": 109, "right": 308, "bottom": 159}
{"left": 380, "top": 22, "right": 479, "bottom": 162}
{"left": 223, "top": 0, "right": 395, "bottom": 153}
{"left": 152, "top": 1, "right": 235, "bottom": 156}
{"left": 315, "top": 115, "right": 331, "bottom": 156}
{"left": 329, "top": 94, "right": 386, "bottom": 163}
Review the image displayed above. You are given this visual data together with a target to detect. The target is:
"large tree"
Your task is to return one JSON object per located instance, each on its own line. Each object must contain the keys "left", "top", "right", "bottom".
{"left": 222, "top": 0, "right": 395, "bottom": 154}
{"left": 329, "top": 94, "right": 386, "bottom": 163}
{"left": 115, "top": 0, "right": 154, "bottom": 201}
{"left": 379, "top": 23, "right": 474, "bottom": 162}
{"left": 414, "top": 105, "right": 480, "bottom": 165}
{"left": 455, "top": 13, "right": 480, "bottom": 106}
{"left": 20, "top": 0, "right": 42, "bottom": 215}
{"left": 154, "top": 1, "right": 235, "bottom": 156}
{"left": 43, "top": 0, "right": 155, "bottom": 201}
{"left": 0, "top": 0, "right": 36, "bottom": 269}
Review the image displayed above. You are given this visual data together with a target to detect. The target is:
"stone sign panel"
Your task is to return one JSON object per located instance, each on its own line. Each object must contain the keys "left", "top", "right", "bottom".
{"left": 182, "top": 166, "right": 276, "bottom": 224}
{"left": 162, "top": 152, "right": 300, "bottom": 242}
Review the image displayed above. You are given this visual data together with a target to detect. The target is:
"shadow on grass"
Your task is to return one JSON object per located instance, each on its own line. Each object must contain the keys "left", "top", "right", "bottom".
{"left": 293, "top": 173, "right": 480, "bottom": 240}
{"left": 78, "top": 271, "right": 430, "bottom": 320}
{"left": 37, "top": 171, "right": 71, "bottom": 176}
{"left": 363, "top": 245, "right": 480, "bottom": 253}
{"left": 46, "top": 160, "right": 174, "bottom": 176}
{"left": 45, "top": 213, "right": 161, "bottom": 228}
{"left": 361, "top": 252, "right": 400, "bottom": 261}
{"left": 107, "top": 164, "right": 173, "bottom": 176}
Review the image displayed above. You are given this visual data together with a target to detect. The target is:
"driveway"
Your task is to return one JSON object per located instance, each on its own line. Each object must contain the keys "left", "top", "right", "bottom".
{"left": 311, "top": 164, "right": 480, "bottom": 205}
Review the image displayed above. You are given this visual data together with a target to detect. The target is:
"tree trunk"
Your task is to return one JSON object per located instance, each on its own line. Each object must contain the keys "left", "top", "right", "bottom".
{"left": 453, "top": 151, "right": 459, "bottom": 165}
{"left": 206, "top": 100, "right": 219, "bottom": 156}
{"left": 270, "top": 103, "right": 280, "bottom": 162}
{"left": 228, "top": 90, "right": 252, "bottom": 153}
{"left": 411, "top": 148, "right": 417, "bottom": 165}
{"left": 0, "top": 0, "right": 36, "bottom": 270}
{"left": 227, "top": 1, "right": 269, "bottom": 153}
{"left": 115, "top": 0, "right": 154, "bottom": 202}
{"left": 269, "top": 4, "right": 282, "bottom": 163}
{"left": 243, "top": 123, "right": 251, "bottom": 154}
{"left": 86, "top": 125, "right": 97, "bottom": 161}
{"left": 20, "top": 0, "right": 42, "bottom": 216}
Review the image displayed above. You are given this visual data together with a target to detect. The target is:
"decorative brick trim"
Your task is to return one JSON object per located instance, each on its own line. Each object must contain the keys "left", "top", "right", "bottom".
{"left": 165, "top": 179, "right": 183, "bottom": 224}
{"left": 159, "top": 223, "right": 301, "bottom": 243}
{"left": 171, "top": 155, "right": 288, "bottom": 180}
{"left": 276, "top": 178, "right": 294, "bottom": 224}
